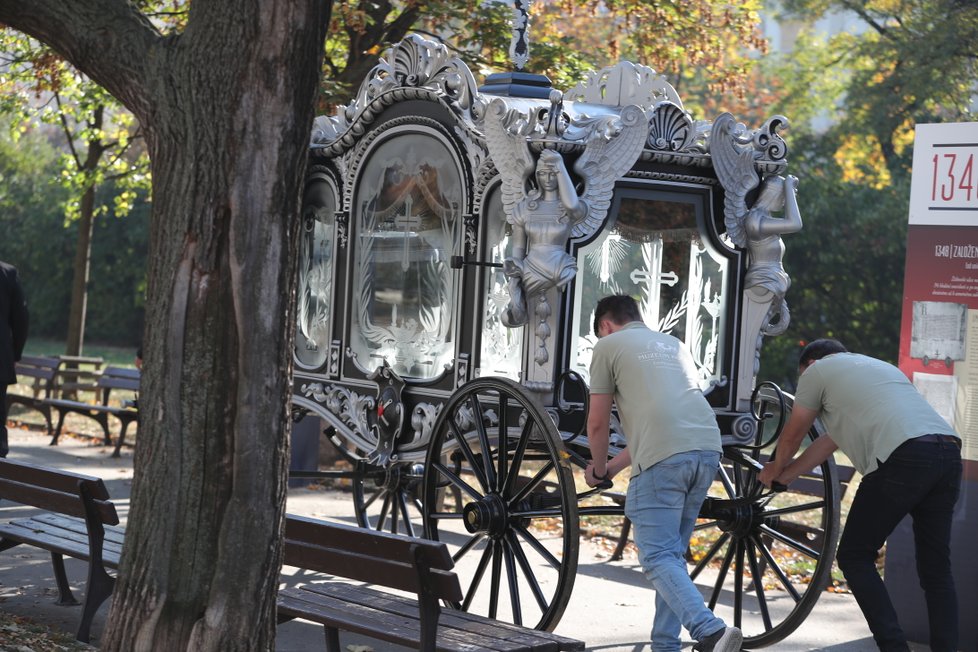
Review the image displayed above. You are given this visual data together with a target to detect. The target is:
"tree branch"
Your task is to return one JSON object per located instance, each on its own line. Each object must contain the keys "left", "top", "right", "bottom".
{"left": 0, "top": 0, "right": 160, "bottom": 119}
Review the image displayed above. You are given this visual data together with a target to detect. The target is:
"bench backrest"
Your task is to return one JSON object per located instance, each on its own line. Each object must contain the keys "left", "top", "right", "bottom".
{"left": 13, "top": 356, "right": 60, "bottom": 397}
{"left": 56, "top": 356, "right": 105, "bottom": 398}
{"left": 284, "top": 514, "right": 463, "bottom": 602}
{"left": 0, "top": 459, "right": 119, "bottom": 526}
{"left": 97, "top": 367, "right": 140, "bottom": 398}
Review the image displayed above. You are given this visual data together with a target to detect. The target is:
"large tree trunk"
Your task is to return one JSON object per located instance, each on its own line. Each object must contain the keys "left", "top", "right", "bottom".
{"left": 64, "top": 181, "right": 95, "bottom": 357}
{"left": 0, "top": 2, "right": 332, "bottom": 650}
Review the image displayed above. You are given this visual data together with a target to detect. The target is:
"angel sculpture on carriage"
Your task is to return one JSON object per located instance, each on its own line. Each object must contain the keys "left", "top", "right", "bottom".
{"left": 289, "top": 25, "right": 843, "bottom": 649}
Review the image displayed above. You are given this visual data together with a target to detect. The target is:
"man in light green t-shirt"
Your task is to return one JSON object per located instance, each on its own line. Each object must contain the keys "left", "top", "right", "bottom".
{"left": 584, "top": 295, "right": 739, "bottom": 652}
{"left": 760, "top": 338, "right": 961, "bottom": 652}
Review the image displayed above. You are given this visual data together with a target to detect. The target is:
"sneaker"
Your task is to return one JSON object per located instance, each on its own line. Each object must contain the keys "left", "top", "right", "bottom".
{"left": 693, "top": 626, "right": 743, "bottom": 652}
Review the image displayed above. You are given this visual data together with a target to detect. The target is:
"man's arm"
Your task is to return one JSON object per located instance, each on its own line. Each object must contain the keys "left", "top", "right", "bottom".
{"left": 775, "top": 434, "right": 838, "bottom": 485}
{"left": 758, "top": 404, "right": 819, "bottom": 487}
{"left": 585, "top": 393, "right": 614, "bottom": 487}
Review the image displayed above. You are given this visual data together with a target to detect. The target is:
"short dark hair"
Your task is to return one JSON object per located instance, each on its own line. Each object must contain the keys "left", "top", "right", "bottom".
{"left": 594, "top": 295, "right": 642, "bottom": 334}
{"left": 799, "top": 338, "right": 847, "bottom": 366}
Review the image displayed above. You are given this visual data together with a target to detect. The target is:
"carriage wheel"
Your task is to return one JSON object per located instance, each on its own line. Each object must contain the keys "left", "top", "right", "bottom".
{"left": 691, "top": 388, "right": 841, "bottom": 648}
{"left": 422, "top": 377, "right": 579, "bottom": 631}
{"left": 352, "top": 461, "right": 425, "bottom": 537}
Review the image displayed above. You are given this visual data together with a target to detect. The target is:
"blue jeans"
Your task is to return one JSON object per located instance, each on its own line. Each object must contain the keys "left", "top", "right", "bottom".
{"left": 625, "top": 450, "right": 724, "bottom": 651}
{"left": 837, "top": 437, "right": 961, "bottom": 652}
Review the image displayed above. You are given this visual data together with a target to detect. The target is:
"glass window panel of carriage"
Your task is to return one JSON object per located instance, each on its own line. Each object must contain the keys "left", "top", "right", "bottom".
{"left": 571, "top": 193, "right": 729, "bottom": 391}
{"left": 294, "top": 174, "right": 337, "bottom": 370}
{"left": 349, "top": 130, "right": 463, "bottom": 379}
{"left": 478, "top": 186, "right": 524, "bottom": 380}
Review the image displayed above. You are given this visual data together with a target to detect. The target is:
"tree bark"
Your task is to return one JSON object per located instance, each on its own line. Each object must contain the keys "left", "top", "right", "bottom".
{"left": 0, "top": 1, "right": 332, "bottom": 649}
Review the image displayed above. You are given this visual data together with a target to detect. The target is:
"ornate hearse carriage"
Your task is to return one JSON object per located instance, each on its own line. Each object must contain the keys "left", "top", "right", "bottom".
{"left": 290, "top": 33, "right": 840, "bottom": 648}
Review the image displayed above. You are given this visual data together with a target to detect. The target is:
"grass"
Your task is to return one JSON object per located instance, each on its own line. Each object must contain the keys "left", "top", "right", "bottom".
{"left": 23, "top": 337, "right": 138, "bottom": 368}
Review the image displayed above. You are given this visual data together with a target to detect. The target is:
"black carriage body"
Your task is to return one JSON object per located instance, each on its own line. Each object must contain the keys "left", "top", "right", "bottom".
{"left": 289, "top": 36, "right": 841, "bottom": 648}
{"left": 291, "top": 36, "right": 790, "bottom": 459}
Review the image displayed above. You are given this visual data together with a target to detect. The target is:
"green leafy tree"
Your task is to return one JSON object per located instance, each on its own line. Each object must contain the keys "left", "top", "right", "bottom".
{"left": 0, "top": 32, "right": 151, "bottom": 356}
{"left": 753, "top": 0, "right": 978, "bottom": 385}
{"left": 0, "top": 1, "right": 332, "bottom": 649}
{"left": 325, "top": 0, "right": 769, "bottom": 114}
{"left": 776, "top": 0, "right": 978, "bottom": 180}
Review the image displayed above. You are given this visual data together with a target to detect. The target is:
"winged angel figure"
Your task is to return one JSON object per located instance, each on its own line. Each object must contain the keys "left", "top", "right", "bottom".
{"left": 711, "top": 113, "right": 802, "bottom": 336}
{"left": 484, "top": 94, "right": 647, "bottom": 327}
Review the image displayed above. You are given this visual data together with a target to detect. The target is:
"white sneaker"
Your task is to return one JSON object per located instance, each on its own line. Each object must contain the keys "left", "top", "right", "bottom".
{"left": 694, "top": 626, "right": 743, "bottom": 652}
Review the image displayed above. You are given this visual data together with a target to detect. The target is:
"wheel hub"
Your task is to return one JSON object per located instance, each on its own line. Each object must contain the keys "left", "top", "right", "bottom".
{"left": 462, "top": 494, "right": 509, "bottom": 537}
{"left": 703, "top": 497, "right": 762, "bottom": 539}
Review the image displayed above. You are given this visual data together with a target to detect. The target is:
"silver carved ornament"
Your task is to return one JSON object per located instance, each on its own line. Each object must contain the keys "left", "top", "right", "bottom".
{"left": 311, "top": 35, "right": 484, "bottom": 152}
{"left": 710, "top": 112, "right": 802, "bottom": 406}
{"left": 483, "top": 92, "right": 646, "bottom": 364}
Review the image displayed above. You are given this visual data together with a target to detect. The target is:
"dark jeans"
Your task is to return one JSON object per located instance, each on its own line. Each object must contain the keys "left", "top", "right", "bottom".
{"left": 837, "top": 437, "right": 962, "bottom": 652}
{"left": 0, "top": 383, "right": 8, "bottom": 457}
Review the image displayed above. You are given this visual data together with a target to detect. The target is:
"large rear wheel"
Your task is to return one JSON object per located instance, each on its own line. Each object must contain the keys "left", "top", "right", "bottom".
{"left": 422, "top": 377, "right": 579, "bottom": 631}
{"left": 692, "top": 389, "right": 841, "bottom": 648}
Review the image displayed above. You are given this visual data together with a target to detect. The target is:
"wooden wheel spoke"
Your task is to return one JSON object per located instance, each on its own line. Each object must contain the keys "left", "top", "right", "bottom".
{"left": 449, "top": 417, "right": 490, "bottom": 493}
{"left": 763, "top": 500, "right": 826, "bottom": 518}
{"left": 502, "top": 417, "right": 533, "bottom": 497}
{"left": 506, "top": 531, "right": 549, "bottom": 612}
{"left": 396, "top": 491, "right": 416, "bottom": 537}
{"left": 709, "top": 538, "right": 736, "bottom": 610}
{"left": 690, "top": 531, "right": 730, "bottom": 580}
{"left": 462, "top": 542, "right": 492, "bottom": 611}
{"left": 502, "top": 537, "right": 523, "bottom": 625}
{"left": 431, "top": 461, "right": 483, "bottom": 502}
{"left": 508, "top": 461, "right": 556, "bottom": 507}
{"left": 468, "top": 394, "right": 497, "bottom": 490}
{"left": 496, "top": 394, "right": 509, "bottom": 494}
{"left": 759, "top": 524, "right": 821, "bottom": 559}
{"left": 733, "top": 540, "right": 745, "bottom": 629}
{"left": 488, "top": 541, "right": 503, "bottom": 620}
{"left": 514, "top": 523, "right": 562, "bottom": 571}
{"left": 753, "top": 533, "right": 802, "bottom": 602}
{"left": 746, "top": 538, "right": 773, "bottom": 631}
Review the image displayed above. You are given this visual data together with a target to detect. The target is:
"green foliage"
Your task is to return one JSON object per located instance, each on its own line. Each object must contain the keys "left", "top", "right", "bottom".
{"left": 0, "top": 128, "right": 147, "bottom": 346}
{"left": 759, "top": 131, "right": 908, "bottom": 387}
{"left": 774, "top": 0, "right": 978, "bottom": 179}
{"left": 324, "top": 0, "right": 769, "bottom": 112}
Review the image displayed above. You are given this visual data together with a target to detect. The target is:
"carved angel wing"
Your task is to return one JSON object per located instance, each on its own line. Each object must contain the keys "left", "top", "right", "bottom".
{"left": 483, "top": 99, "right": 535, "bottom": 223}
{"left": 571, "top": 104, "right": 648, "bottom": 239}
{"left": 710, "top": 112, "right": 759, "bottom": 249}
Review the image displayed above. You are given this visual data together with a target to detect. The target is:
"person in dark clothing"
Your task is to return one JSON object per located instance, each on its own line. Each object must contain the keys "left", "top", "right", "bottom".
{"left": 0, "top": 261, "right": 29, "bottom": 457}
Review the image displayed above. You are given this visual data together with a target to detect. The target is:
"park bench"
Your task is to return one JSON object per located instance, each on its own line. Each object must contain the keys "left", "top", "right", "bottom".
{"left": 54, "top": 355, "right": 104, "bottom": 399}
{"left": 44, "top": 366, "right": 140, "bottom": 457}
{"left": 5, "top": 355, "right": 61, "bottom": 433}
{"left": 0, "top": 459, "right": 123, "bottom": 643}
{"left": 278, "top": 514, "right": 585, "bottom": 652}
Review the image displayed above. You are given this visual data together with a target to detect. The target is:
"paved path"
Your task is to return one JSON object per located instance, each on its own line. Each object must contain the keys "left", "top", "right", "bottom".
{"left": 0, "top": 426, "right": 934, "bottom": 651}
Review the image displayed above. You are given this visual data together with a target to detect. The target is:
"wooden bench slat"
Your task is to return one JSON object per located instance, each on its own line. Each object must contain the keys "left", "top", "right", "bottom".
{"left": 278, "top": 515, "right": 584, "bottom": 652}
{"left": 32, "top": 513, "right": 126, "bottom": 547}
{"left": 301, "top": 583, "right": 570, "bottom": 651}
{"left": 0, "top": 459, "right": 124, "bottom": 642}
{"left": 279, "top": 586, "right": 530, "bottom": 652}
{"left": 0, "top": 478, "right": 118, "bottom": 524}
{"left": 284, "top": 540, "right": 462, "bottom": 601}
{"left": 0, "top": 519, "right": 123, "bottom": 568}
{"left": 285, "top": 515, "right": 453, "bottom": 570}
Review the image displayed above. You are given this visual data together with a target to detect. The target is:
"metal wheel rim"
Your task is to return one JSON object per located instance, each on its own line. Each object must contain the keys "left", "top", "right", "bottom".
{"left": 421, "top": 377, "right": 579, "bottom": 631}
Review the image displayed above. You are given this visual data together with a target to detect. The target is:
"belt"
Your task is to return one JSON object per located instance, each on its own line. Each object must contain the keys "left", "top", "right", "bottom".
{"left": 913, "top": 434, "right": 961, "bottom": 448}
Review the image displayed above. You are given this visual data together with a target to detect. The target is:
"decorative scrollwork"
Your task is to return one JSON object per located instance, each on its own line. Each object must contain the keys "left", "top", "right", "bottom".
{"left": 648, "top": 101, "right": 695, "bottom": 152}
{"left": 311, "top": 35, "right": 485, "bottom": 156}
{"left": 564, "top": 61, "right": 684, "bottom": 110}
{"left": 301, "top": 381, "right": 376, "bottom": 445}
{"left": 411, "top": 402, "right": 443, "bottom": 444}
